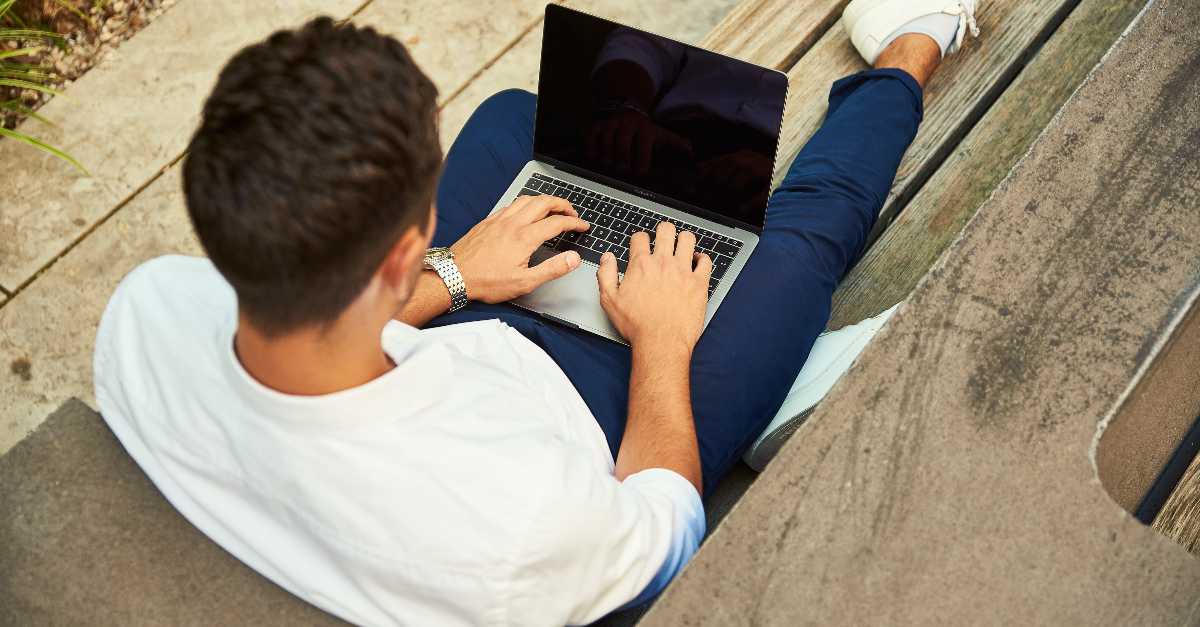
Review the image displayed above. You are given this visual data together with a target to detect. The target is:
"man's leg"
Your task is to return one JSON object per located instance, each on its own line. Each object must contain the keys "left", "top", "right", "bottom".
{"left": 432, "top": 89, "right": 536, "bottom": 247}
{"left": 688, "top": 37, "right": 938, "bottom": 495}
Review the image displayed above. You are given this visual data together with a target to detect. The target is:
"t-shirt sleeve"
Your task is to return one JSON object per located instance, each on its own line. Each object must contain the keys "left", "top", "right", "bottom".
{"left": 506, "top": 447, "right": 704, "bottom": 626}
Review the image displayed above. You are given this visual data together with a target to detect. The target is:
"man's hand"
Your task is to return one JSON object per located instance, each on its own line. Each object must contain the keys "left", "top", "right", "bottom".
{"left": 596, "top": 221, "right": 712, "bottom": 351}
{"left": 451, "top": 195, "right": 590, "bottom": 303}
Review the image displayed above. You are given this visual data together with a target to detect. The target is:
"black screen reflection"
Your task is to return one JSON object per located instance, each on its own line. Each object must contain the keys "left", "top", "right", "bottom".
{"left": 535, "top": 5, "right": 787, "bottom": 229}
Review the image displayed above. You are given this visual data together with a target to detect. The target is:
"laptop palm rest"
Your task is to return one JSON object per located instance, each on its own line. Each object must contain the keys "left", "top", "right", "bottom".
{"left": 514, "top": 247, "right": 624, "bottom": 342}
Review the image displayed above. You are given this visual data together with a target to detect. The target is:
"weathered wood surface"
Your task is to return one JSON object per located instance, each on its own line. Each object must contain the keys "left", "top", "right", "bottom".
{"left": 771, "top": 0, "right": 1081, "bottom": 233}
{"left": 642, "top": 0, "right": 1200, "bottom": 621}
{"left": 1155, "top": 444, "right": 1200, "bottom": 555}
{"left": 828, "top": 0, "right": 1148, "bottom": 329}
{"left": 699, "top": 0, "right": 848, "bottom": 69}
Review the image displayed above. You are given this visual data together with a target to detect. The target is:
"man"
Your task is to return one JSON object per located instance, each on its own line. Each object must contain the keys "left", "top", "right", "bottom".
{"left": 94, "top": 1, "right": 978, "bottom": 624}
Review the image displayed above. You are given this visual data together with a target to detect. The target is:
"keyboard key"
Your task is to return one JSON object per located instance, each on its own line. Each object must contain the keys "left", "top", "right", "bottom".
{"left": 538, "top": 181, "right": 557, "bottom": 194}
{"left": 593, "top": 239, "right": 611, "bottom": 253}
{"left": 611, "top": 206, "right": 628, "bottom": 220}
{"left": 552, "top": 187, "right": 571, "bottom": 199}
{"left": 596, "top": 214, "right": 613, "bottom": 227}
{"left": 592, "top": 226, "right": 611, "bottom": 240}
{"left": 580, "top": 196, "right": 599, "bottom": 209}
{"left": 568, "top": 192, "right": 586, "bottom": 205}
{"left": 563, "top": 230, "right": 582, "bottom": 242}
{"left": 714, "top": 241, "right": 741, "bottom": 257}
{"left": 579, "top": 235, "right": 597, "bottom": 248}
{"left": 579, "top": 209, "right": 600, "bottom": 223}
{"left": 712, "top": 255, "right": 733, "bottom": 279}
{"left": 577, "top": 247, "right": 603, "bottom": 265}
{"left": 638, "top": 215, "right": 658, "bottom": 230}
{"left": 605, "top": 230, "right": 624, "bottom": 245}
{"left": 698, "top": 236, "right": 717, "bottom": 250}
{"left": 596, "top": 202, "right": 613, "bottom": 214}
{"left": 518, "top": 188, "right": 539, "bottom": 198}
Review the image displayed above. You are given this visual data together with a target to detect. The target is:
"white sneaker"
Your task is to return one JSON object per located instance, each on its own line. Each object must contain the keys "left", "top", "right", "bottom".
{"left": 843, "top": 0, "right": 980, "bottom": 65}
{"left": 742, "top": 304, "right": 899, "bottom": 471}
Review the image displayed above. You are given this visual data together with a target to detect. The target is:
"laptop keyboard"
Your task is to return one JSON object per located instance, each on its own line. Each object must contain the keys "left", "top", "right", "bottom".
{"left": 517, "top": 174, "right": 744, "bottom": 295}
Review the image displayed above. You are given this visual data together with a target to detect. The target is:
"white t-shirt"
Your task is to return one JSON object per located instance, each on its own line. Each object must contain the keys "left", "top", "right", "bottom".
{"left": 93, "top": 255, "right": 703, "bottom": 626}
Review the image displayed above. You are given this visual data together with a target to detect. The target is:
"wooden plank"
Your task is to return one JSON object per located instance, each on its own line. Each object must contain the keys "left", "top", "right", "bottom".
{"left": 699, "top": 0, "right": 848, "bottom": 69}
{"left": 771, "top": 0, "right": 1083, "bottom": 230}
{"left": 1155, "top": 445, "right": 1200, "bottom": 555}
{"left": 437, "top": 0, "right": 848, "bottom": 151}
{"left": 827, "top": 0, "right": 1146, "bottom": 328}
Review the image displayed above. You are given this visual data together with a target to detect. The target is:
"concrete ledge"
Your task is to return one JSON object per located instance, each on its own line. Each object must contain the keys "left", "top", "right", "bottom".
{"left": 0, "top": 398, "right": 343, "bottom": 626}
{"left": 643, "top": 1, "right": 1200, "bottom": 624}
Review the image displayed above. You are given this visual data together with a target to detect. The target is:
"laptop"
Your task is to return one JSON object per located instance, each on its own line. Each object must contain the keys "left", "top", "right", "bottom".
{"left": 489, "top": 4, "right": 789, "bottom": 344}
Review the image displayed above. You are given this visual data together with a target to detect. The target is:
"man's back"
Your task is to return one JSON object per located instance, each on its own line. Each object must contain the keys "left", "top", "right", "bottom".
{"left": 94, "top": 256, "right": 700, "bottom": 626}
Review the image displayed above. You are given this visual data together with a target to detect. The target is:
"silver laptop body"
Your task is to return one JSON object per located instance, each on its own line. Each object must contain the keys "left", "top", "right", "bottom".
{"left": 487, "top": 5, "right": 789, "bottom": 345}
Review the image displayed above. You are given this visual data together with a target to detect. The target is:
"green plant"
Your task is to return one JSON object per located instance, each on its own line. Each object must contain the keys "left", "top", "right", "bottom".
{"left": 0, "top": 0, "right": 85, "bottom": 172}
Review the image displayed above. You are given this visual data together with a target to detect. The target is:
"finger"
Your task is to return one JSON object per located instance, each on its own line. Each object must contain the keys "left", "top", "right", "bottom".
{"left": 629, "top": 231, "right": 651, "bottom": 260}
{"left": 654, "top": 221, "right": 677, "bottom": 255}
{"left": 530, "top": 215, "right": 590, "bottom": 243}
{"left": 516, "top": 195, "right": 578, "bottom": 222}
{"left": 597, "top": 251, "right": 619, "bottom": 302}
{"left": 499, "top": 193, "right": 536, "bottom": 217}
{"left": 675, "top": 230, "right": 697, "bottom": 265}
{"left": 693, "top": 252, "right": 713, "bottom": 278}
{"left": 527, "top": 250, "right": 582, "bottom": 288}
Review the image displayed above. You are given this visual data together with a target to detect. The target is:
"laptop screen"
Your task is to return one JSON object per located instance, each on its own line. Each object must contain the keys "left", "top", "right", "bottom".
{"left": 534, "top": 4, "right": 788, "bottom": 230}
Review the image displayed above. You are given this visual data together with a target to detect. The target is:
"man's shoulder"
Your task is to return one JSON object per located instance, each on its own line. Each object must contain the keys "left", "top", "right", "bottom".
{"left": 103, "top": 255, "right": 231, "bottom": 323}
{"left": 95, "top": 255, "right": 233, "bottom": 379}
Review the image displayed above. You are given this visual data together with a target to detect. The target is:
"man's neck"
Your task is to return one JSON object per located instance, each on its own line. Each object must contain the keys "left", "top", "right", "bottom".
{"left": 234, "top": 312, "right": 394, "bottom": 397}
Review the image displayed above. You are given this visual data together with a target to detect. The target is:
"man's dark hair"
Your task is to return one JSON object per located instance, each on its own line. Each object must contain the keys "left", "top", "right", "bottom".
{"left": 183, "top": 17, "right": 440, "bottom": 336}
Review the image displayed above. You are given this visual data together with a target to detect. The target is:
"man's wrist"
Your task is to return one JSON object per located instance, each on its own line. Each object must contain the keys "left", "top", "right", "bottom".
{"left": 629, "top": 332, "right": 695, "bottom": 363}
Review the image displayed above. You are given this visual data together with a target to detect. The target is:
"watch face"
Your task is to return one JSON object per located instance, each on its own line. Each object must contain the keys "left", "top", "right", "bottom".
{"left": 424, "top": 247, "right": 452, "bottom": 270}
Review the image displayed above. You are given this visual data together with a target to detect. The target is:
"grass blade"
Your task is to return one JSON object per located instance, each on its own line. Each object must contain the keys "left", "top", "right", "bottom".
{"left": 0, "top": 77, "right": 61, "bottom": 95}
{"left": 0, "top": 28, "right": 66, "bottom": 42}
{"left": 1, "top": 98, "right": 56, "bottom": 126}
{"left": 0, "top": 46, "right": 43, "bottom": 60}
{"left": 0, "top": 126, "right": 87, "bottom": 173}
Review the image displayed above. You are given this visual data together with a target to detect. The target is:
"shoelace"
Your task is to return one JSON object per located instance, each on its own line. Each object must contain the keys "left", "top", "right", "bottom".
{"left": 944, "top": 1, "right": 981, "bottom": 53}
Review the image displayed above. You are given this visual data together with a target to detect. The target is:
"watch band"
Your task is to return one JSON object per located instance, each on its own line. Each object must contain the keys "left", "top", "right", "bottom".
{"left": 428, "top": 256, "right": 468, "bottom": 313}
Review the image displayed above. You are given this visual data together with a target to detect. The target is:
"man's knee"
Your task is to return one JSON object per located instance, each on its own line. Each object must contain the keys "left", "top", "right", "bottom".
{"left": 468, "top": 89, "right": 536, "bottom": 128}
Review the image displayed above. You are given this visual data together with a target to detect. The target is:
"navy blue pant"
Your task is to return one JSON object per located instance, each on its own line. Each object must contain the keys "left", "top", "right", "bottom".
{"left": 430, "top": 69, "right": 923, "bottom": 497}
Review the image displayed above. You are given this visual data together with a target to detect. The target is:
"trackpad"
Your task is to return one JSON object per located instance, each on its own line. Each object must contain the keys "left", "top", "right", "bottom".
{"left": 517, "top": 248, "right": 622, "bottom": 339}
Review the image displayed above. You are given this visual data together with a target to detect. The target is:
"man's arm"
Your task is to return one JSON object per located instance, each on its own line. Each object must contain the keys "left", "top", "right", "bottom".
{"left": 597, "top": 221, "right": 712, "bottom": 494}
{"left": 394, "top": 195, "right": 590, "bottom": 327}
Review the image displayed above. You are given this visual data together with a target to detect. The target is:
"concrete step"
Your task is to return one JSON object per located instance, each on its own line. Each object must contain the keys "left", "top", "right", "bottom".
{"left": 0, "top": 398, "right": 345, "bottom": 625}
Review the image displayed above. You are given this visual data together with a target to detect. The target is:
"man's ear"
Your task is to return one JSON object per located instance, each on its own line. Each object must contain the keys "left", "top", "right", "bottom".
{"left": 379, "top": 221, "right": 431, "bottom": 300}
